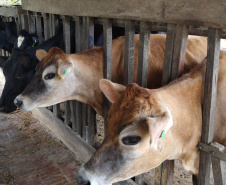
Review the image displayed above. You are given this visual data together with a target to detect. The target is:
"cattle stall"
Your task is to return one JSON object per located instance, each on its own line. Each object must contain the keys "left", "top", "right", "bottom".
{"left": 0, "top": 1, "right": 226, "bottom": 185}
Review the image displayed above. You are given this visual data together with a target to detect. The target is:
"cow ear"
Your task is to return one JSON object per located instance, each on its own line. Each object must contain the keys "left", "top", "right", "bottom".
{"left": 56, "top": 59, "right": 73, "bottom": 80}
{"left": 146, "top": 102, "right": 173, "bottom": 149}
{"left": 36, "top": 49, "right": 47, "bottom": 61}
{"left": 99, "top": 79, "right": 126, "bottom": 103}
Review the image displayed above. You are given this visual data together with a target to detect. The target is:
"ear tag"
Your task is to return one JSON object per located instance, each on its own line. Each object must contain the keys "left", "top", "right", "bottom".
{"left": 57, "top": 76, "right": 61, "bottom": 80}
{"left": 64, "top": 69, "right": 67, "bottom": 74}
{"left": 160, "top": 130, "right": 165, "bottom": 138}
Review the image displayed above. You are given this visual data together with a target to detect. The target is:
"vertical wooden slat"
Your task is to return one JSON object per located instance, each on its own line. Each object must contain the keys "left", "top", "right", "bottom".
{"left": 42, "top": 13, "right": 50, "bottom": 41}
{"left": 124, "top": 20, "right": 135, "bottom": 85}
{"left": 211, "top": 143, "right": 226, "bottom": 185}
{"left": 62, "top": 15, "right": 71, "bottom": 125}
{"left": 171, "top": 24, "right": 188, "bottom": 80}
{"left": 20, "top": 12, "right": 29, "bottom": 31}
{"left": 74, "top": 16, "right": 83, "bottom": 136}
{"left": 86, "top": 17, "right": 96, "bottom": 146}
{"left": 137, "top": 21, "right": 150, "bottom": 88}
{"left": 162, "top": 24, "right": 176, "bottom": 86}
{"left": 103, "top": 18, "right": 112, "bottom": 120}
{"left": 50, "top": 14, "right": 61, "bottom": 117}
{"left": 81, "top": 17, "right": 88, "bottom": 141}
{"left": 198, "top": 28, "right": 220, "bottom": 185}
{"left": 35, "top": 12, "right": 43, "bottom": 44}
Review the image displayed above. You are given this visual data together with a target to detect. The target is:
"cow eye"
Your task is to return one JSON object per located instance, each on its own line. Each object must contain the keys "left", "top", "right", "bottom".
{"left": 17, "top": 73, "right": 24, "bottom": 78}
{"left": 122, "top": 135, "right": 141, "bottom": 145}
{"left": 44, "top": 73, "right": 56, "bottom": 80}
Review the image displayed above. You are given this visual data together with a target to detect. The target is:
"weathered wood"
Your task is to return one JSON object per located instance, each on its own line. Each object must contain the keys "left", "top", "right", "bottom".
{"left": 73, "top": 17, "right": 83, "bottom": 137}
{"left": 62, "top": 16, "right": 72, "bottom": 125}
{"left": 35, "top": 12, "right": 43, "bottom": 44}
{"left": 0, "top": 6, "right": 23, "bottom": 17}
{"left": 199, "top": 143, "right": 226, "bottom": 162}
{"left": 32, "top": 107, "right": 95, "bottom": 162}
{"left": 124, "top": 20, "right": 135, "bottom": 85}
{"left": 198, "top": 28, "right": 221, "bottom": 185}
{"left": 42, "top": 13, "right": 50, "bottom": 40}
{"left": 171, "top": 24, "right": 188, "bottom": 80}
{"left": 103, "top": 18, "right": 112, "bottom": 120}
{"left": 155, "top": 160, "right": 174, "bottom": 185}
{"left": 103, "top": 18, "right": 112, "bottom": 80}
{"left": 20, "top": 13, "right": 29, "bottom": 31}
{"left": 137, "top": 21, "right": 150, "bottom": 88}
{"left": 210, "top": 143, "right": 226, "bottom": 185}
{"left": 162, "top": 24, "right": 176, "bottom": 85}
{"left": 22, "top": 0, "right": 226, "bottom": 29}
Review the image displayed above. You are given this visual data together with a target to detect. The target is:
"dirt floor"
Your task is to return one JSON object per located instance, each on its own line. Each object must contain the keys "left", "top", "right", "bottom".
{"left": 0, "top": 74, "right": 81, "bottom": 185}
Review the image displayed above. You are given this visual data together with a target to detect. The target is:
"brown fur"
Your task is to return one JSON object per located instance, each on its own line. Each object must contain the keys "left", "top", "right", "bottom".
{"left": 77, "top": 51, "right": 226, "bottom": 185}
{"left": 29, "top": 34, "right": 207, "bottom": 116}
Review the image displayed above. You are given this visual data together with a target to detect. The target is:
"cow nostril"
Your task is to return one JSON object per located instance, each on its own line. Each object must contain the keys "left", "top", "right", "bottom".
{"left": 0, "top": 107, "right": 7, "bottom": 112}
{"left": 77, "top": 173, "right": 90, "bottom": 185}
{"left": 15, "top": 99, "right": 23, "bottom": 107}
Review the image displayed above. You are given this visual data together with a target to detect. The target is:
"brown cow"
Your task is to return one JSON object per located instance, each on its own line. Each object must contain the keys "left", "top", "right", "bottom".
{"left": 77, "top": 51, "right": 226, "bottom": 185}
{"left": 14, "top": 34, "right": 207, "bottom": 115}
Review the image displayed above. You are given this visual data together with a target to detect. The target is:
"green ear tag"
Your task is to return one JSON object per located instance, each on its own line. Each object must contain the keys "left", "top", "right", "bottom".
{"left": 57, "top": 76, "right": 61, "bottom": 80}
{"left": 64, "top": 69, "right": 67, "bottom": 74}
{"left": 160, "top": 130, "right": 165, "bottom": 138}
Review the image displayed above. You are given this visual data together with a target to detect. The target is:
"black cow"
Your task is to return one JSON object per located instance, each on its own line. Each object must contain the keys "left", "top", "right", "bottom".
{"left": 0, "top": 33, "right": 64, "bottom": 113}
{"left": 0, "top": 20, "right": 17, "bottom": 53}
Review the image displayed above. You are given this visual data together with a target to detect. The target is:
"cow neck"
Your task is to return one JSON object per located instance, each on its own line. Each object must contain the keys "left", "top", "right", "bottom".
{"left": 154, "top": 64, "right": 205, "bottom": 160}
{"left": 70, "top": 48, "right": 104, "bottom": 116}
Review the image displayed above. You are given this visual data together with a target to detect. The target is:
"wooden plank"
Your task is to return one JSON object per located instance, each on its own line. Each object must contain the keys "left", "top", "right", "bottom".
{"left": 124, "top": 20, "right": 135, "bottom": 85}
{"left": 198, "top": 28, "right": 220, "bottom": 185}
{"left": 62, "top": 16, "right": 71, "bottom": 125}
{"left": 162, "top": 24, "right": 175, "bottom": 85}
{"left": 137, "top": 21, "right": 150, "bottom": 88}
{"left": 0, "top": 6, "right": 22, "bottom": 17}
{"left": 199, "top": 143, "right": 226, "bottom": 162}
{"left": 171, "top": 24, "right": 188, "bottom": 80}
{"left": 35, "top": 12, "right": 43, "bottom": 44}
{"left": 73, "top": 16, "right": 83, "bottom": 137}
{"left": 103, "top": 18, "right": 112, "bottom": 119}
{"left": 42, "top": 13, "right": 50, "bottom": 40}
{"left": 86, "top": 17, "right": 96, "bottom": 146}
{"left": 210, "top": 143, "right": 226, "bottom": 185}
{"left": 22, "top": 0, "right": 226, "bottom": 29}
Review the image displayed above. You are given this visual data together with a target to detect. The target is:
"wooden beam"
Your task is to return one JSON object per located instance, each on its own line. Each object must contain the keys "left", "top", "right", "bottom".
{"left": 137, "top": 21, "right": 150, "bottom": 88}
{"left": 198, "top": 28, "right": 220, "bottom": 185}
{"left": 22, "top": 0, "right": 226, "bottom": 29}
{"left": 124, "top": 20, "right": 135, "bottom": 85}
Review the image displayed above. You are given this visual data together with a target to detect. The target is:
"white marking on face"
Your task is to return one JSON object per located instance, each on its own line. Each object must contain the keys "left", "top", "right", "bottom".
{"left": 17, "top": 36, "right": 25, "bottom": 48}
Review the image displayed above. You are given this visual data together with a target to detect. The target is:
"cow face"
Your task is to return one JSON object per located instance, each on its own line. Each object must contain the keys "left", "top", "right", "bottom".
{"left": 77, "top": 80, "right": 174, "bottom": 185}
{"left": 0, "top": 49, "right": 38, "bottom": 113}
{"left": 14, "top": 47, "right": 74, "bottom": 111}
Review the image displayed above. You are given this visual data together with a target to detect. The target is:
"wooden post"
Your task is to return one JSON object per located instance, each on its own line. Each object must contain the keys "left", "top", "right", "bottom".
{"left": 42, "top": 13, "right": 50, "bottom": 41}
{"left": 62, "top": 15, "right": 71, "bottom": 125}
{"left": 137, "top": 21, "right": 150, "bottom": 88}
{"left": 103, "top": 18, "right": 112, "bottom": 120}
{"left": 198, "top": 28, "right": 220, "bottom": 185}
{"left": 35, "top": 12, "right": 43, "bottom": 44}
{"left": 124, "top": 20, "right": 135, "bottom": 85}
{"left": 211, "top": 142, "right": 226, "bottom": 185}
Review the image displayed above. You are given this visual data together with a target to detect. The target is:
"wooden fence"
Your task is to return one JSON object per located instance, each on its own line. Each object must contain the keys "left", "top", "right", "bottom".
{"left": 0, "top": 1, "right": 226, "bottom": 184}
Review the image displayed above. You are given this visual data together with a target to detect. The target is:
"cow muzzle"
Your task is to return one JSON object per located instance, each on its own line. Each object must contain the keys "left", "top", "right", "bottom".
{"left": 14, "top": 97, "right": 23, "bottom": 108}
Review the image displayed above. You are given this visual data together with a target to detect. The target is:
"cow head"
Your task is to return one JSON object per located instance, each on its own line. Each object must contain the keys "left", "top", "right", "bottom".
{"left": 14, "top": 47, "right": 75, "bottom": 111}
{"left": 77, "top": 79, "right": 174, "bottom": 185}
{"left": 14, "top": 29, "right": 39, "bottom": 50}
{"left": 0, "top": 49, "right": 39, "bottom": 113}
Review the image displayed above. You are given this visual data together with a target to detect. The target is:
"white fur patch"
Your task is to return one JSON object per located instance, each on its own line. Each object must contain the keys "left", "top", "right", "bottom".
{"left": 17, "top": 36, "right": 24, "bottom": 48}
